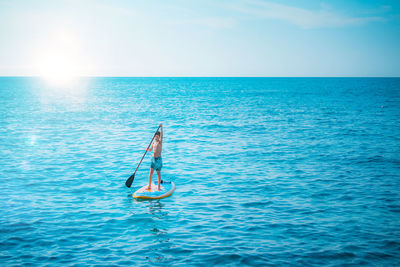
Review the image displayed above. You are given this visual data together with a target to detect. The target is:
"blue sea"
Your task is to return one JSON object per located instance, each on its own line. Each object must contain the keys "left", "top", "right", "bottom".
{"left": 1, "top": 77, "right": 399, "bottom": 266}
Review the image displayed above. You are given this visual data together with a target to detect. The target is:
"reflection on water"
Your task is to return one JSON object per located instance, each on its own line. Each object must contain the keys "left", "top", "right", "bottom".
{"left": 145, "top": 200, "right": 167, "bottom": 218}
{"left": 136, "top": 200, "right": 170, "bottom": 264}
{"left": 126, "top": 194, "right": 169, "bottom": 235}
{"left": 37, "top": 77, "right": 91, "bottom": 109}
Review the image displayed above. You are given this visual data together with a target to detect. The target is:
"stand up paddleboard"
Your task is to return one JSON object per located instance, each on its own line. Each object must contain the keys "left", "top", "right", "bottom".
{"left": 133, "top": 181, "right": 175, "bottom": 200}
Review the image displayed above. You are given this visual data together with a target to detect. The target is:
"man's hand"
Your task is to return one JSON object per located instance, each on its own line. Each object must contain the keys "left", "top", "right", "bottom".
{"left": 159, "top": 123, "right": 162, "bottom": 128}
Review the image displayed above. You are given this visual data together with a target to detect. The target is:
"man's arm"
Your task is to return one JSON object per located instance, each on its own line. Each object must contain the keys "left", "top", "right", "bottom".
{"left": 147, "top": 143, "right": 153, "bottom": 152}
{"left": 160, "top": 123, "right": 163, "bottom": 142}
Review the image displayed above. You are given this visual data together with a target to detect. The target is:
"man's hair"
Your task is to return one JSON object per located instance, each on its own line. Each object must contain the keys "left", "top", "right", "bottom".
{"left": 155, "top": 131, "right": 161, "bottom": 136}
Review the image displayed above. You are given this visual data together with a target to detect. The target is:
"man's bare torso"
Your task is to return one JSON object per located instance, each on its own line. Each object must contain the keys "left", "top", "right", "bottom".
{"left": 152, "top": 140, "right": 162, "bottom": 157}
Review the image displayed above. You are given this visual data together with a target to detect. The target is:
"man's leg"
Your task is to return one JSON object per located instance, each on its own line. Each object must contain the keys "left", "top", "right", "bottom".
{"left": 147, "top": 168, "right": 154, "bottom": 190}
{"left": 156, "top": 170, "right": 161, "bottom": 190}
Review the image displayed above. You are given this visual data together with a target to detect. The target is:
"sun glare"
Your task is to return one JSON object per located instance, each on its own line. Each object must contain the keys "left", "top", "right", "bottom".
{"left": 35, "top": 30, "right": 85, "bottom": 87}
{"left": 39, "top": 52, "right": 78, "bottom": 86}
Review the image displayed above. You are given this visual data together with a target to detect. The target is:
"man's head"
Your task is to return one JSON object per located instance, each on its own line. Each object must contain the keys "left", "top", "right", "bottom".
{"left": 155, "top": 131, "right": 160, "bottom": 141}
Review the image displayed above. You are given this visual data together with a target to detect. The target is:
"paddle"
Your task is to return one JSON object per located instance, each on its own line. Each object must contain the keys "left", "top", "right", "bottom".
{"left": 125, "top": 125, "right": 161, "bottom": 188}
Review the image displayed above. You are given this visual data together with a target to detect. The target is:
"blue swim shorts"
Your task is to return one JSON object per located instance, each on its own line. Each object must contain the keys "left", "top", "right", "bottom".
{"left": 150, "top": 157, "right": 162, "bottom": 171}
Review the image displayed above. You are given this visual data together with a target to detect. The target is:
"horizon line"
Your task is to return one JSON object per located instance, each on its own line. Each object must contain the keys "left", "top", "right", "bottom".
{"left": 0, "top": 75, "right": 399, "bottom": 78}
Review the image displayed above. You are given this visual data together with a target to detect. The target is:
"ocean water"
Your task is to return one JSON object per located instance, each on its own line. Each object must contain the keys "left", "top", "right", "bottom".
{"left": 1, "top": 77, "right": 399, "bottom": 266}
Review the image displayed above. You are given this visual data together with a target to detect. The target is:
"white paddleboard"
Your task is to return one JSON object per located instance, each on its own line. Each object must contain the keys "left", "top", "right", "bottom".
{"left": 133, "top": 181, "right": 175, "bottom": 199}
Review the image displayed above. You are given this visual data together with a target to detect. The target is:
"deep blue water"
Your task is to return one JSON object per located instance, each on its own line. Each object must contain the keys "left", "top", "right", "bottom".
{"left": 1, "top": 77, "right": 399, "bottom": 266}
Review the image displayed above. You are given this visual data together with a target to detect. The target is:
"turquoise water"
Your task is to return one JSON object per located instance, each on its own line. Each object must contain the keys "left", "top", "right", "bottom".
{"left": 1, "top": 77, "right": 399, "bottom": 266}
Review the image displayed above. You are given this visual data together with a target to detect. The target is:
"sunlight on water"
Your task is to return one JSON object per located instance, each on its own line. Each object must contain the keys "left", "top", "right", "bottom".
{"left": 38, "top": 77, "right": 90, "bottom": 108}
{"left": 37, "top": 46, "right": 79, "bottom": 87}
{"left": 41, "top": 72, "right": 79, "bottom": 87}
{"left": 26, "top": 135, "right": 38, "bottom": 146}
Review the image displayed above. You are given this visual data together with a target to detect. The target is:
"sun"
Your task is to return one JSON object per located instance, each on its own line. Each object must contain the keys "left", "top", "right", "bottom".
{"left": 38, "top": 51, "right": 78, "bottom": 85}
{"left": 35, "top": 30, "right": 83, "bottom": 86}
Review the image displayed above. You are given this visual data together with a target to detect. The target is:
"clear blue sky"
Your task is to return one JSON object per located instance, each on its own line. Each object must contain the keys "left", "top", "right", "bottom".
{"left": 0, "top": 0, "right": 399, "bottom": 77}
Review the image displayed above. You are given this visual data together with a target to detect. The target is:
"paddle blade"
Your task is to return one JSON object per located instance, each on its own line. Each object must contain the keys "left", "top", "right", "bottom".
{"left": 125, "top": 173, "right": 135, "bottom": 188}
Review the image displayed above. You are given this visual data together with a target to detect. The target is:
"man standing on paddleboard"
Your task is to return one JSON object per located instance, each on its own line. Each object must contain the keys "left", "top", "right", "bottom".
{"left": 146, "top": 123, "right": 163, "bottom": 191}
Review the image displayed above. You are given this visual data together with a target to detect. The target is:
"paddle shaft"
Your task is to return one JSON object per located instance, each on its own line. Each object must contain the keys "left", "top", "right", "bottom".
{"left": 133, "top": 125, "right": 161, "bottom": 175}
